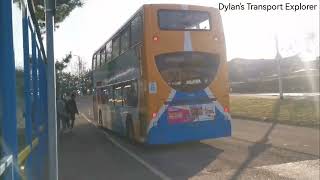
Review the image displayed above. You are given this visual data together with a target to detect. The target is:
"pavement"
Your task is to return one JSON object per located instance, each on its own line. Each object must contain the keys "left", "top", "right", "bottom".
{"left": 57, "top": 97, "right": 320, "bottom": 180}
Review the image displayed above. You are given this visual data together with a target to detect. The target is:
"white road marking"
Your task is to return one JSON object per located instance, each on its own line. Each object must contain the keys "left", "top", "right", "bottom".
{"left": 81, "top": 113, "right": 171, "bottom": 180}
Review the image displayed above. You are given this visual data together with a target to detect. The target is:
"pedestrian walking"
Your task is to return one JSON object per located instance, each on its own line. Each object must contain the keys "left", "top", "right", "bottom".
{"left": 66, "top": 93, "right": 79, "bottom": 130}
{"left": 57, "top": 97, "right": 63, "bottom": 132}
{"left": 57, "top": 96, "right": 70, "bottom": 132}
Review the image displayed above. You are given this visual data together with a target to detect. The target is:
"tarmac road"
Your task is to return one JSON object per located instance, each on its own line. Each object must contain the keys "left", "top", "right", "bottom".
{"left": 58, "top": 96, "right": 320, "bottom": 180}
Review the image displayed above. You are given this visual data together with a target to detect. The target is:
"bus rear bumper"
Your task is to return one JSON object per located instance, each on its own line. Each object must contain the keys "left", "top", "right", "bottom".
{"left": 146, "top": 116, "right": 232, "bottom": 145}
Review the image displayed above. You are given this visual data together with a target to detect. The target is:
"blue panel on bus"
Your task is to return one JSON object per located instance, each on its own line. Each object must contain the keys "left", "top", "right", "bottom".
{"left": 147, "top": 106, "right": 232, "bottom": 145}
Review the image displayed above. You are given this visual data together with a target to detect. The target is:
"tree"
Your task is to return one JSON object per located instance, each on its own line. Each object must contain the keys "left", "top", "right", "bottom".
{"left": 55, "top": 52, "right": 72, "bottom": 71}
{"left": 14, "top": 0, "right": 83, "bottom": 30}
{"left": 55, "top": 52, "right": 73, "bottom": 98}
{"left": 35, "top": 0, "right": 83, "bottom": 29}
{"left": 72, "top": 55, "right": 86, "bottom": 77}
{"left": 78, "top": 70, "right": 92, "bottom": 95}
{"left": 73, "top": 57, "right": 92, "bottom": 95}
{"left": 55, "top": 53, "right": 92, "bottom": 97}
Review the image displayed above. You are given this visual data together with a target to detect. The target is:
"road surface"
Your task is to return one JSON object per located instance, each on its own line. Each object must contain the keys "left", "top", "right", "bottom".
{"left": 58, "top": 97, "right": 320, "bottom": 180}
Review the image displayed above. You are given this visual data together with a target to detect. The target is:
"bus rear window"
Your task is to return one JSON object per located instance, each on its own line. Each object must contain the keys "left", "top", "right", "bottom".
{"left": 158, "top": 10, "right": 210, "bottom": 30}
{"left": 155, "top": 52, "right": 219, "bottom": 93}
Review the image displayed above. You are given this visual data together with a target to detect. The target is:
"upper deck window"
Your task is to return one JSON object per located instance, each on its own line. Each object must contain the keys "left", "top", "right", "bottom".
{"left": 106, "top": 41, "right": 112, "bottom": 62}
{"left": 158, "top": 10, "right": 210, "bottom": 31}
{"left": 96, "top": 53, "right": 101, "bottom": 68}
{"left": 120, "top": 27, "right": 130, "bottom": 54}
{"left": 93, "top": 55, "right": 97, "bottom": 70}
{"left": 100, "top": 48, "right": 106, "bottom": 64}
{"left": 112, "top": 36, "right": 120, "bottom": 59}
{"left": 131, "top": 14, "right": 142, "bottom": 45}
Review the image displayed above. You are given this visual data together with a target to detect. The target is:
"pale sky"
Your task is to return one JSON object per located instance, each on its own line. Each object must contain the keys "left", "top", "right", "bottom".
{"left": 13, "top": 0, "right": 320, "bottom": 70}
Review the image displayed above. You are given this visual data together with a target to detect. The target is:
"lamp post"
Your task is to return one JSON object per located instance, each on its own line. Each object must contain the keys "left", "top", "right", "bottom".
{"left": 45, "top": 0, "right": 58, "bottom": 179}
{"left": 72, "top": 54, "right": 83, "bottom": 95}
{"left": 72, "top": 54, "right": 82, "bottom": 78}
{"left": 275, "top": 36, "right": 284, "bottom": 100}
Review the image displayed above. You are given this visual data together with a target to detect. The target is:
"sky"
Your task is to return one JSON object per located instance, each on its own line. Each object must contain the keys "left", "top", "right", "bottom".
{"left": 13, "top": 0, "right": 320, "bottom": 70}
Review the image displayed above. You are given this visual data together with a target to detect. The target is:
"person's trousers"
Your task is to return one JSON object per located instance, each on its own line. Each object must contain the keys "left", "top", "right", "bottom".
{"left": 70, "top": 114, "right": 75, "bottom": 128}
{"left": 62, "top": 117, "right": 70, "bottom": 129}
{"left": 57, "top": 114, "right": 62, "bottom": 131}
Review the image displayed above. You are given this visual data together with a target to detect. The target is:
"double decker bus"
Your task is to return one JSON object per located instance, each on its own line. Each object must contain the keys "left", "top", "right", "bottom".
{"left": 92, "top": 4, "right": 231, "bottom": 144}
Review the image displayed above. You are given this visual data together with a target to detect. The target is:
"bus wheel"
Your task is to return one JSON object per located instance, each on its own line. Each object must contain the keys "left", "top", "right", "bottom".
{"left": 126, "top": 118, "right": 134, "bottom": 141}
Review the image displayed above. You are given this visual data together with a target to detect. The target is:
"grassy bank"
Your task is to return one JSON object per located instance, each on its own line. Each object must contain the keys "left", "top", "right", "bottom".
{"left": 230, "top": 75, "right": 320, "bottom": 93}
{"left": 230, "top": 96, "right": 320, "bottom": 128}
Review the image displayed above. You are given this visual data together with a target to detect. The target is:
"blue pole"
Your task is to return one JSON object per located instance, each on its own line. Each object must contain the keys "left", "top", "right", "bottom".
{"left": 23, "top": 9, "right": 33, "bottom": 180}
{"left": 44, "top": 63, "right": 49, "bottom": 163}
{"left": 42, "top": 61, "right": 49, "bottom": 180}
{"left": 38, "top": 59, "right": 45, "bottom": 180}
{"left": 45, "top": 0, "right": 59, "bottom": 178}
{"left": 31, "top": 30, "right": 38, "bottom": 127}
{"left": 31, "top": 31, "right": 40, "bottom": 179}
{"left": 0, "top": 0, "right": 19, "bottom": 179}
{"left": 35, "top": 47, "right": 43, "bottom": 179}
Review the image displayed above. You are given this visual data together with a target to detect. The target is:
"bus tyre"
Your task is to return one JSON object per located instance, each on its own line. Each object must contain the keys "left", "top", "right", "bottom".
{"left": 126, "top": 119, "right": 134, "bottom": 142}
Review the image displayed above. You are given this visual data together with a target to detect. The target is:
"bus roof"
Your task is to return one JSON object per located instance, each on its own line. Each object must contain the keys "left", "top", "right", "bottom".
{"left": 145, "top": 4, "right": 216, "bottom": 10}
{"left": 92, "top": 4, "right": 217, "bottom": 56}
{"left": 93, "top": 5, "right": 144, "bottom": 56}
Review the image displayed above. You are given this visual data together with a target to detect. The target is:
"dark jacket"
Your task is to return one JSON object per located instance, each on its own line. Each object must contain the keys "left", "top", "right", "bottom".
{"left": 66, "top": 99, "right": 79, "bottom": 115}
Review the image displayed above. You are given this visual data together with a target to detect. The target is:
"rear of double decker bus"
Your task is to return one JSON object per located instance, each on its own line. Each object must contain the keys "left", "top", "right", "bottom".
{"left": 143, "top": 4, "right": 231, "bottom": 144}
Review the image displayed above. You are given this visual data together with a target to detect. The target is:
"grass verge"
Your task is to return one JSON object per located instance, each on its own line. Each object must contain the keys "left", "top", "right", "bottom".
{"left": 230, "top": 95, "right": 320, "bottom": 128}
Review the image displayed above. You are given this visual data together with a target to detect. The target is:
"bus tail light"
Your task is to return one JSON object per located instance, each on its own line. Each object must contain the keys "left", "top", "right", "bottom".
{"left": 153, "top": 36, "right": 159, "bottom": 41}
{"left": 224, "top": 107, "right": 229, "bottom": 113}
{"left": 152, "top": 112, "right": 157, "bottom": 118}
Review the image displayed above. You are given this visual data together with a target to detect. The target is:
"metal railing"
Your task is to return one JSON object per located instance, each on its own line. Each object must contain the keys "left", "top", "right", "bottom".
{"left": 1, "top": 0, "right": 49, "bottom": 179}
{"left": 0, "top": 155, "right": 13, "bottom": 177}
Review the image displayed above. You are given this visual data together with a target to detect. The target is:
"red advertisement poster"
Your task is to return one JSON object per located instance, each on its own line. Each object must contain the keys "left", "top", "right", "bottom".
{"left": 168, "top": 104, "right": 216, "bottom": 124}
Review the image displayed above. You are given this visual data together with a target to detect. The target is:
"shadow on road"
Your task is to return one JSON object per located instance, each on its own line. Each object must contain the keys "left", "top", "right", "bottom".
{"left": 230, "top": 99, "right": 282, "bottom": 180}
{"left": 58, "top": 114, "right": 224, "bottom": 180}
{"left": 77, "top": 96, "right": 225, "bottom": 179}
{"left": 99, "top": 125, "right": 224, "bottom": 179}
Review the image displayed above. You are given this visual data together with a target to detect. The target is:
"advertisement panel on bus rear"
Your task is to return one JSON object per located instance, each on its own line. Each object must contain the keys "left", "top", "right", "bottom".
{"left": 168, "top": 103, "right": 216, "bottom": 124}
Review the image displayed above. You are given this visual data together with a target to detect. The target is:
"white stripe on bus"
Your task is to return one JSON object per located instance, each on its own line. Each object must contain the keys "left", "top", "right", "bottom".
{"left": 147, "top": 90, "right": 176, "bottom": 132}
